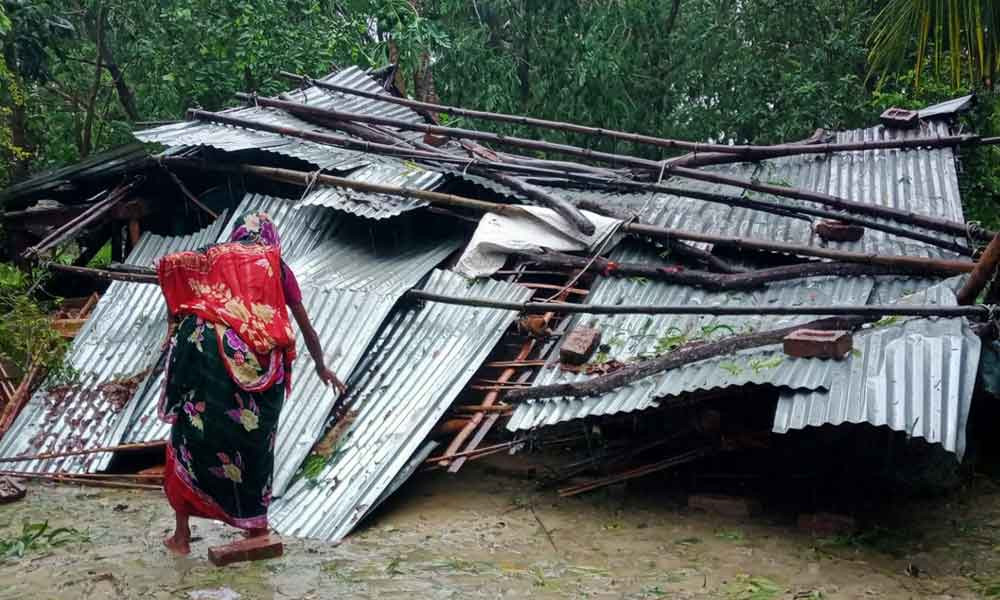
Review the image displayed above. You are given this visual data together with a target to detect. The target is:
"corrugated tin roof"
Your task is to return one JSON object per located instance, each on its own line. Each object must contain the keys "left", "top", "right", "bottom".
{"left": 117, "top": 193, "right": 461, "bottom": 495}
{"left": 463, "top": 121, "right": 967, "bottom": 258}
{"left": 269, "top": 270, "right": 532, "bottom": 542}
{"left": 135, "top": 66, "right": 443, "bottom": 219}
{"left": 507, "top": 241, "right": 885, "bottom": 432}
{"left": 0, "top": 217, "right": 228, "bottom": 474}
{"left": 918, "top": 94, "right": 976, "bottom": 119}
{"left": 0, "top": 143, "right": 151, "bottom": 207}
{"left": 773, "top": 280, "right": 979, "bottom": 459}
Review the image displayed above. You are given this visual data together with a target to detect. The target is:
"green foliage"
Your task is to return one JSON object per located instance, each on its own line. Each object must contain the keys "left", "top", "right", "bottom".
{"left": 0, "top": 521, "right": 88, "bottom": 561}
{"left": 0, "top": 263, "right": 67, "bottom": 374}
{"left": 868, "top": 0, "right": 1000, "bottom": 90}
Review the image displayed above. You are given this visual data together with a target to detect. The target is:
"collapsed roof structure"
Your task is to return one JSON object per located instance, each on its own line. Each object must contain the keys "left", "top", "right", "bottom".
{"left": 0, "top": 66, "right": 994, "bottom": 542}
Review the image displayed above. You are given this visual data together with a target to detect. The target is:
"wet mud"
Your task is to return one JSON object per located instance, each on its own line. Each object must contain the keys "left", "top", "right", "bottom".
{"left": 1, "top": 457, "right": 999, "bottom": 599}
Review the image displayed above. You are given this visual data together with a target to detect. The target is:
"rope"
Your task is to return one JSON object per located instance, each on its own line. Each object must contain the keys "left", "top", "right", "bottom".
{"left": 299, "top": 169, "right": 322, "bottom": 201}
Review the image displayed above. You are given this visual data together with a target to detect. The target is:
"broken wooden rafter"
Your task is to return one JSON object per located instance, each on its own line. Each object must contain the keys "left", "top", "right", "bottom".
{"left": 277, "top": 71, "right": 982, "bottom": 160}
{"left": 504, "top": 316, "right": 873, "bottom": 402}
{"left": 162, "top": 160, "right": 977, "bottom": 274}
{"left": 230, "top": 92, "right": 991, "bottom": 242}
{"left": 22, "top": 181, "right": 138, "bottom": 260}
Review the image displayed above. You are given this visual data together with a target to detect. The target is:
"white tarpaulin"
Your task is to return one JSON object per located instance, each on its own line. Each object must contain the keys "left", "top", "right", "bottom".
{"left": 454, "top": 206, "right": 624, "bottom": 278}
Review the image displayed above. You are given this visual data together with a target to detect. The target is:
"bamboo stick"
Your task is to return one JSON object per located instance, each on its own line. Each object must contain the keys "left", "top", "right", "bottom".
{"left": 162, "top": 159, "right": 977, "bottom": 274}
{"left": 957, "top": 233, "right": 1000, "bottom": 304}
{"left": 0, "top": 441, "right": 166, "bottom": 464}
{"left": 23, "top": 183, "right": 136, "bottom": 259}
{"left": 558, "top": 447, "right": 712, "bottom": 496}
{"left": 278, "top": 72, "right": 980, "bottom": 159}
{"left": 0, "top": 471, "right": 161, "bottom": 491}
{"left": 407, "top": 290, "right": 986, "bottom": 319}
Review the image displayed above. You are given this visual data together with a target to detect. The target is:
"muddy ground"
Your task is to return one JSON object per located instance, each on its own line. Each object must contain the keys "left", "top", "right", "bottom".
{"left": 2, "top": 455, "right": 1000, "bottom": 600}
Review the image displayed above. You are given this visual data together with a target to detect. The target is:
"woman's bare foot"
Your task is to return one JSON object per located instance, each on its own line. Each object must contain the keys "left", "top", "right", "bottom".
{"left": 163, "top": 532, "right": 191, "bottom": 555}
{"left": 164, "top": 511, "right": 191, "bottom": 555}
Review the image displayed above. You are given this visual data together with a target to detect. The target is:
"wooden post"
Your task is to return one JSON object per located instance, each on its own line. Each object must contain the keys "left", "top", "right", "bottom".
{"left": 957, "top": 233, "right": 1000, "bottom": 304}
{"left": 128, "top": 219, "right": 141, "bottom": 246}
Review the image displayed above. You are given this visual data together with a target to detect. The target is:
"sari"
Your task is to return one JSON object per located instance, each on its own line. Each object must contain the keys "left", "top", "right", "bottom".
{"left": 156, "top": 213, "right": 300, "bottom": 531}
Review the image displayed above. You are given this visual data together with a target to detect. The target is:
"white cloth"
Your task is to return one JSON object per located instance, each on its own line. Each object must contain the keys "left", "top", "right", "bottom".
{"left": 453, "top": 206, "right": 623, "bottom": 278}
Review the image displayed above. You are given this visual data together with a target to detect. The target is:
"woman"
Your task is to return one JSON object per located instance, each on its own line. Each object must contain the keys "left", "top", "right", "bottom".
{"left": 156, "top": 212, "right": 345, "bottom": 555}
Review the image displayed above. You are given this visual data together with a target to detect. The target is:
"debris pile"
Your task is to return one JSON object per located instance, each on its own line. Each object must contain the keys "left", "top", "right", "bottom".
{"left": 0, "top": 65, "right": 994, "bottom": 543}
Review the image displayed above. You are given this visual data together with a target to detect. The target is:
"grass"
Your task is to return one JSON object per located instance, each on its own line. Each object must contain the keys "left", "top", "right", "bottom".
{"left": 974, "top": 575, "right": 1000, "bottom": 598}
{"left": 817, "top": 526, "right": 917, "bottom": 558}
{"left": 715, "top": 530, "right": 745, "bottom": 542}
{"left": 725, "top": 575, "right": 782, "bottom": 600}
{"left": 0, "top": 521, "right": 88, "bottom": 561}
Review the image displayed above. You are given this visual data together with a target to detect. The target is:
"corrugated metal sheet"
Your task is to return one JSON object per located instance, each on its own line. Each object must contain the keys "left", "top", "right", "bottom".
{"left": 269, "top": 270, "right": 532, "bottom": 542}
{"left": 463, "top": 122, "right": 967, "bottom": 258}
{"left": 0, "top": 217, "right": 228, "bottom": 474}
{"left": 117, "top": 193, "right": 460, "bottom": 495}
{"left": 918, "top": 94, "right": 975, "bottom": 119}
{"left": 135, "top": 66, "right": 443, "bottom": 219}
{"left": 773, "top": 280, "right": 979, "bottom": 459}
{"left": 282, "top": 66, "right": 426, "bottom": 132}
{"left": 507, "top": 241, "right": 879, "bottom": 432}
{"left": 296, "top": 159, "right": 440, "bottom": 219}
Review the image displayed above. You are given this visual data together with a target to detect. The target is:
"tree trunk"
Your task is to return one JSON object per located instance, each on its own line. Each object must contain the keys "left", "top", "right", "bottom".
{"left": 2, "top": 41, "right": 31, "bottom": 182}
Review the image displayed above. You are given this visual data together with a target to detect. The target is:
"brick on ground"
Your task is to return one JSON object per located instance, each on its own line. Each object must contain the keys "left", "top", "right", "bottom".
{"left": 208, "top": 534, "right": 284, "bottom": 567}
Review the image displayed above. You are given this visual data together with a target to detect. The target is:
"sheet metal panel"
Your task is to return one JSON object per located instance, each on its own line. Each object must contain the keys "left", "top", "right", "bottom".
{"left": 117, "top": 193, "right": 460, "bottom": 495}
{"left": 507, "top": 242, "right": 877, "bottom": 432}
{"left": 462, "top": 122, "right": 967, "bottom": 258}
{"left": 0, "top": 217, "right": 227, "bottom": 473}
{"left": 135, "top": 66, "right": 442, "bottom": 219}
{"left": 773, "top": 281, "right": 979, "bottom": 459}
{"left": 270, "top": 270, "right": 532, "bottom": 542}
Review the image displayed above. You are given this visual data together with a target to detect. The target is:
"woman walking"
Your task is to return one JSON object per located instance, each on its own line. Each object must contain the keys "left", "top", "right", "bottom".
{"left": 156, "top": 212, "right": 345, "bottom": 555}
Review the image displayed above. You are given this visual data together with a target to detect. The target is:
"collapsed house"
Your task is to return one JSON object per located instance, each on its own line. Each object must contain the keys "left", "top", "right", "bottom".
{"left": 0, "top": 65, "right": 992, "bottom": 541}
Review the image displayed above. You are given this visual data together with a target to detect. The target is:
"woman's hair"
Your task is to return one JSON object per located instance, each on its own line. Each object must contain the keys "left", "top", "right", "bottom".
{"left": 229, "top": 212, "right": 280, "bottom": 247}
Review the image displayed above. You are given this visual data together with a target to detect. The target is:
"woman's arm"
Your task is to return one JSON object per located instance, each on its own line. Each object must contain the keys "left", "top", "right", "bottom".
{"left": 288, "top": 302, "right": 347, "bottom": 393}
{"left": 161, "top": 310, "right": 178, "bottom": 351}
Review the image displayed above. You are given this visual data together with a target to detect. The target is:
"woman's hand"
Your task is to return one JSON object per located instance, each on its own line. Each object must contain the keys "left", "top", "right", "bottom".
{"left": 316, "top": 365, "right": 347, "bottom": 394}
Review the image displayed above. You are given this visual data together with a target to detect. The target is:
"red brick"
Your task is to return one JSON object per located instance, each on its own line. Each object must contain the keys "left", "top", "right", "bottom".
{"left": 560, "top": 327, "right": 602, "bottom": 365}
{"left": 783, "top": 329, "right": 852, "bottom": 360}
{"left": 815, "top": 220, "right": 864, "bottom": 242}
{"left": 687, "top": 494, "right": 760, "bottom": 518}
{"left": 208, "top": 534, "right": 284, "bottom": 567}
{"left": 880, "top": 107, "right": 919, "bottom": 129}
{"left": 798, "top": 513, "right": 857, "bottom": 537}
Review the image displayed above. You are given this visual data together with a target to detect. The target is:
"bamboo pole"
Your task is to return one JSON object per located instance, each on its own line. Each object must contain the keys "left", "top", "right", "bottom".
{"left": 0, "top": 440, "right": 166, "bottom": 464}
{"left": 957, "top": 233, "right": 1000, "bottom": 304}
{"left": 0, "top": 471, "right": 162, "bottom": 491}
{"left": 201, "top": 101, "right": 988, "bottom": 242}
{"left": 23, "top": 183, "right": 136, "bottom": 259}
{"left": 406, "top": 290, "right": 988, "bottom": 319}
{"left": 278, "top": 72, "right": 980, "bottom": 159}
{"left": 162, "top": 159, "right": 977, "bottom": 274}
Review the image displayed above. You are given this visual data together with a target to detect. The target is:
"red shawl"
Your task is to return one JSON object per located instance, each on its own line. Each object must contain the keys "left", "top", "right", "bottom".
{"left": 157, "top": 242, "right": 297, "bottom": 364}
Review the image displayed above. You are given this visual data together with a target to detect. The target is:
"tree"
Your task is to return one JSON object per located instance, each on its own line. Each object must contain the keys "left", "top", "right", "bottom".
{"left": 868, "top": 0, "right": 1000, "bottom": 90}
